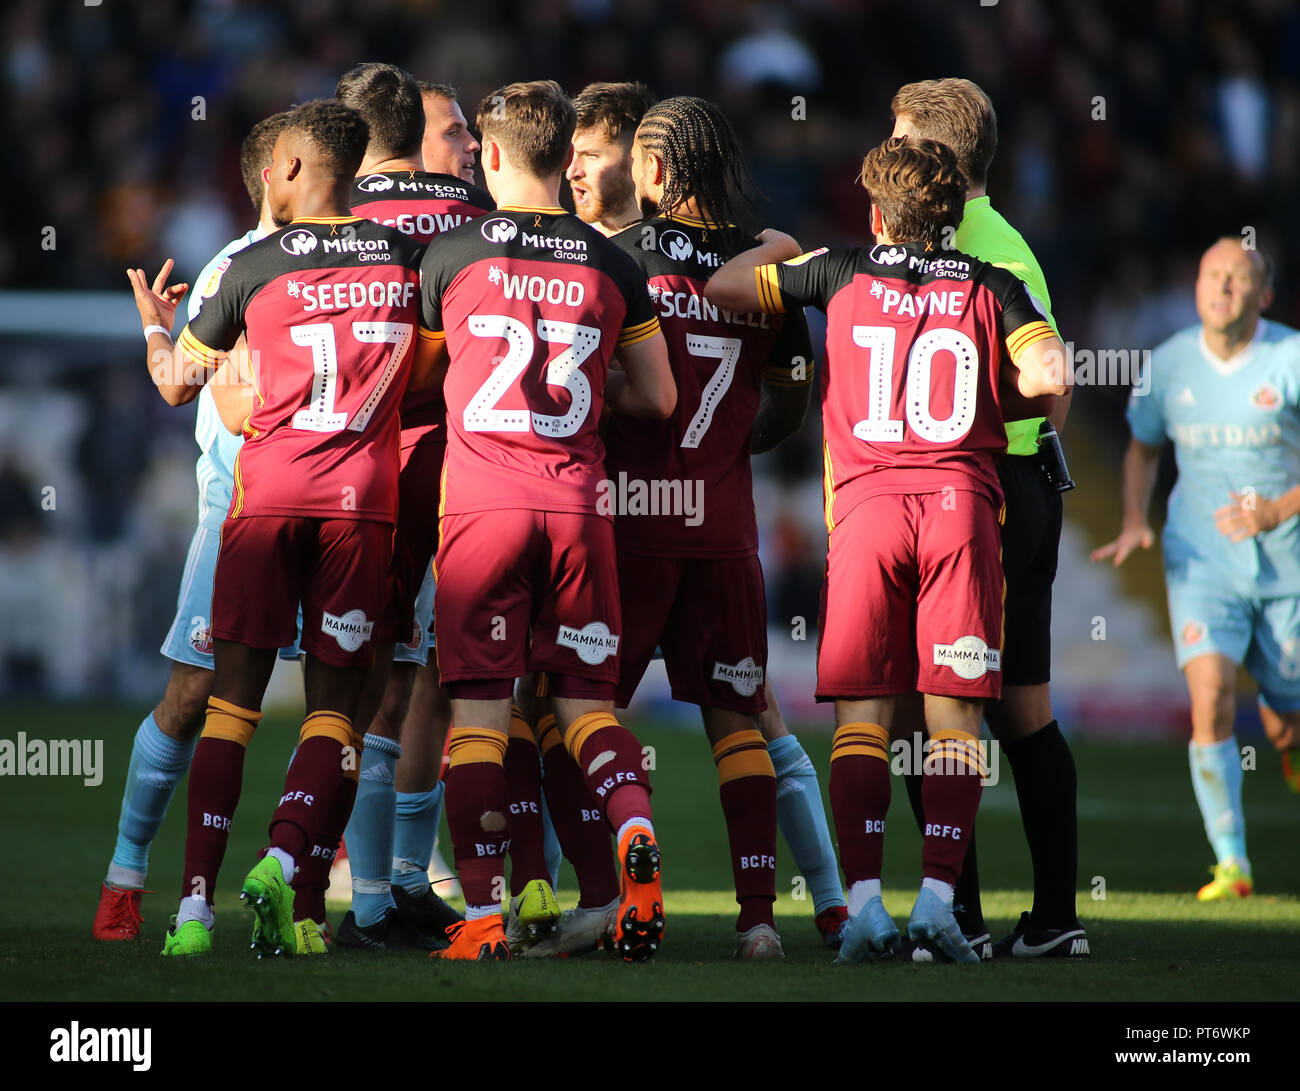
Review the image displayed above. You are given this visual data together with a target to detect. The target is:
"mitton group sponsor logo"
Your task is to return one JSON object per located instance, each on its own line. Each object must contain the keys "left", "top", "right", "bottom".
{"left": 595, "top": 472, "right": 704, "bottom": 527}
{"left": 659, "top": 228, "right": 694, "bottom": 261}
{"left": 908, "top": 253, "right": 971, "bottom": 278}
{"left": 480, "top": 216, "right": 519, "bottom": 243}
{"left": 0, "top": 733, "right": 103, "bottom": 786}
{"left": 322, "top": 608, "right": 374, "bottom": 653}
{"left": 521, "top": 231, "right": 589, "bottom": 261}
{"left": 658, "top": 228, "right": 721, "bottom": 268}
{"left": 322, "top": 235, "right": 390, "bottom": 258}
{"left": 356, "top": 173, "right": 394, "bottom": 193}
{"left": 870, "top": 243, "right": 907, "bottom": 265}
{"left": 557, "top": 621, "right": 620, "bottom": 665}
{"left": 280, "top": 227, "right": 318, "bottom": 256}
{"left": 712, "top": 657, "right": 764, "bottom": 697}
{"left": 49, "top": 1023, "right": 151, "bottom": 1072}
{"left": 932, "top": 635, "right": 1001, "bottom": 680}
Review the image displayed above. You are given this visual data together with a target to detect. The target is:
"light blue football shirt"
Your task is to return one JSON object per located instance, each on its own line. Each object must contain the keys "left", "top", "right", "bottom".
{"left": 1127, "top": 318, "right": 1300, "bottom": 596}
{"left": 186, "top": 226, "right": 265, "bottom": 525}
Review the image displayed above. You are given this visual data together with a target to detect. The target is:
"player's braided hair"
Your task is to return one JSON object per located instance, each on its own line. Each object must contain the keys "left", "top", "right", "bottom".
{"left": 283, "top": 99, "right": 371, "bottom": 181}
{"left": 635, "top": 96, "right": 759, "bottom": 233}
{"left": 857, "top": 136, "right": 966, "bottom": 248}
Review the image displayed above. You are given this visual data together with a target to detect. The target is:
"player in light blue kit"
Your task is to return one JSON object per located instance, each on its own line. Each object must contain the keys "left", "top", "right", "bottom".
{"left": 92, "top": 112, "right": 296, "bottom": 940}
{"left": 1094, "top": 238, "right": 1300, "bottom": 900}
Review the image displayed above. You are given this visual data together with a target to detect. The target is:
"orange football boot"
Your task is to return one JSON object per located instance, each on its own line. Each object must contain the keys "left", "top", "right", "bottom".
{"left": 607, "top": 825, "right": 664, "bottom": 962}
{"left": 429, "top": 916, "right": 510, "bottom": 961}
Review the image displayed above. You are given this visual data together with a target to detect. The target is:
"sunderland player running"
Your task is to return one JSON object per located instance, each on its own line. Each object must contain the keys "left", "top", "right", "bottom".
{"left": 415, "top": 80, "right": 676, "bottom": 961}
{"left": 93, "top": 111, "right": 291, "bottom": 943}
{"left": 1093, "top": 238, "right": 1300, "bottom": 899}
{"left": 707, "top": 136, "right": 1067, "bottom": 964}
{"left": 129, "top": 99, "right": 427, "bottom": 958}
{"left": 889, "top": 77, "right": 1086, "bottom": 960}
{"left": 609, "top": 96, "right": 817, "bottom": 959}
{"left": 328, "top": 62, "right": 493, "bottom": 951}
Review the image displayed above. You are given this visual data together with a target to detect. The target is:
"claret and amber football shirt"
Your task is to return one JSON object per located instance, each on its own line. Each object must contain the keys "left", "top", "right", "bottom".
{"left": 754, "top": 240, "right": 1053, "bottom": 529}
{"left": 179, "top": 216, "right": 424, "bottom": 523}
{"left": 351, "top": 170, "right": 494, "bottom": 446}
{"left": 607, "top": 214, "right": 813, "bottom": 557}
{"left": 419, "top": 206, "right": 659, "bottom": 516}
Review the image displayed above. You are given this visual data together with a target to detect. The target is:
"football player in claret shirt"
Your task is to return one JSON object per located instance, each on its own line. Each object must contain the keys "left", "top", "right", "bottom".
{"left": 326, "top": 62, "right": 491, "bottom": 952}
{"left": 626, "top": 96, "right": 852, "bottom": 953}
{"left": 890, "top": 77, "right": 1085, "bottom": 961}
{"left": 504, "top": 80, "right": 662, "bottom": 960}
{"left": 414, "top": 79, "right": 676, "bottom": 961}
{"left": 93, "top": 111, "right": 292, "bottom": 943}
{"left": 129, "top": 99, "right": 429, "bottom": 958}
{"left": 607, "top": 95, "right": 818, "bottom": 960}
{"left": 707, "top": 136, "right": 1067, "bottom": 964}
{"left": 567, "top": 81, "right": 657, "bottom": 237}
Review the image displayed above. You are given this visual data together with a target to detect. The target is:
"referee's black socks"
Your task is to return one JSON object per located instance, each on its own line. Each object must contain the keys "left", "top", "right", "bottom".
{"left": 1004, "top": 721, "right": 1080, "bottom": 928}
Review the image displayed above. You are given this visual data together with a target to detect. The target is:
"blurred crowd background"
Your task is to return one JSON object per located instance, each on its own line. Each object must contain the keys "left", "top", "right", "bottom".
{"left": 1, "top": 0, "right": 1296, "bottom": 717}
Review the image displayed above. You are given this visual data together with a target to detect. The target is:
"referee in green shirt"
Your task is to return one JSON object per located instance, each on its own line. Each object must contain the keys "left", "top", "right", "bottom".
{"left": 890, "top": 78, "right": 1087, "bottom": 958}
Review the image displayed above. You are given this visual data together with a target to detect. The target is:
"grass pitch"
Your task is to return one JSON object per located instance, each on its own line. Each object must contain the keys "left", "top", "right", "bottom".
{"left": 1, "top": 705, "right": 1297, "bottom": 1002}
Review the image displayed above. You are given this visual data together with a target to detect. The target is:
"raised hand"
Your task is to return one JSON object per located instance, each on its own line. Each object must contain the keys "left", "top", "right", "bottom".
{"left": 126, "top": 258, "right": 189, "bottom": 333}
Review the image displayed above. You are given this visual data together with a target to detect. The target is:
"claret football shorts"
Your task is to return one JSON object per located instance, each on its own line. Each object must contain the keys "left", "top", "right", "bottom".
{"left": 212, "top": 515, "right": 391, "bottom": 669}
{"left": 816, "top": 489, "right": 1005, "bottom": 701}
{"left": 433, "top": 508, "right": 621, "bottom": 699}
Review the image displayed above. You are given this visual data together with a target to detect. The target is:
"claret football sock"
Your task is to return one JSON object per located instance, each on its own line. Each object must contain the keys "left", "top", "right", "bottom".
{"left": 272, "top": 712, "right": 355, "bottom": 861}
{"left": 713, "top": 730, "right": 778, "bottom": 932}
{"left": 767, "top": 733, "right": 845, "bottom": 915}
{"left": 182, "top": 698, "right": 261, "bottom": 908}
{"left": 504, "top": 707, "right": 550, "bottom": 896}
{"left": 920, "top": 731, "right": 985, "bottom": 886}
{"left": 344, "top": 733, "right": 402, "bottom": 927}
{"left": 564, "top": 712, "right": 652, "bottom": 831}
{"left": 444, "top": 728, "right": 510, "bottom": 909}
{"left": 111, "top": 712, "right": 198, "bottom": 879}
{"left": 1189, "top": 737, "right": 1248, "bottom": 869}
{"left": 828, "top": 723, "right": 891, "bottom": 886}
{"left": 538, "top": 716, "right": 618, "bottom": 908}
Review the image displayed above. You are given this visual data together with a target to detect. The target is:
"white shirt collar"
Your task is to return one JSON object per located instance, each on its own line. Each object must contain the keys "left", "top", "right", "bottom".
{"left": 1199, "top": 320, "right": 1266, "bottom": 376}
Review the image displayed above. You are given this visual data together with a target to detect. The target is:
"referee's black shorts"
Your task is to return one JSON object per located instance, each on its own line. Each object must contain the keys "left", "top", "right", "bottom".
{"left": 998, "top": 453, "right": 1062, "bottom": 687}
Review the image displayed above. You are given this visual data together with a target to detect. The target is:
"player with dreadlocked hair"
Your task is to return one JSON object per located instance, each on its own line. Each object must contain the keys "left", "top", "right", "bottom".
{"left": 557, "top": 95, "right": 823, "bottom": 959}
{"left": 633, "top": 96, "right": 760, "bottom": 234}
{"left": 632, "top": 97, "right": 856, "bottom": 951}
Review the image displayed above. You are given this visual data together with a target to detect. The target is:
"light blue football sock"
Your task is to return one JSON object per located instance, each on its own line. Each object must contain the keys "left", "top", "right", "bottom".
{"left": 392, "top": 784, "right": 440, "bottom": 895}
{"left": 768, "top": 734, "right": 846, "bottom": 914}
{"left": 1189, "top": 738, "right": 1249, "bottom": 869}
{"left": 109, "top": 712, "right": 198, "bottom": 880}
{"left": 541, "top": 790, "right": 562, "bottom": 892}
{"left": 344, "top": 734, "right": 402, "bottom": 927}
